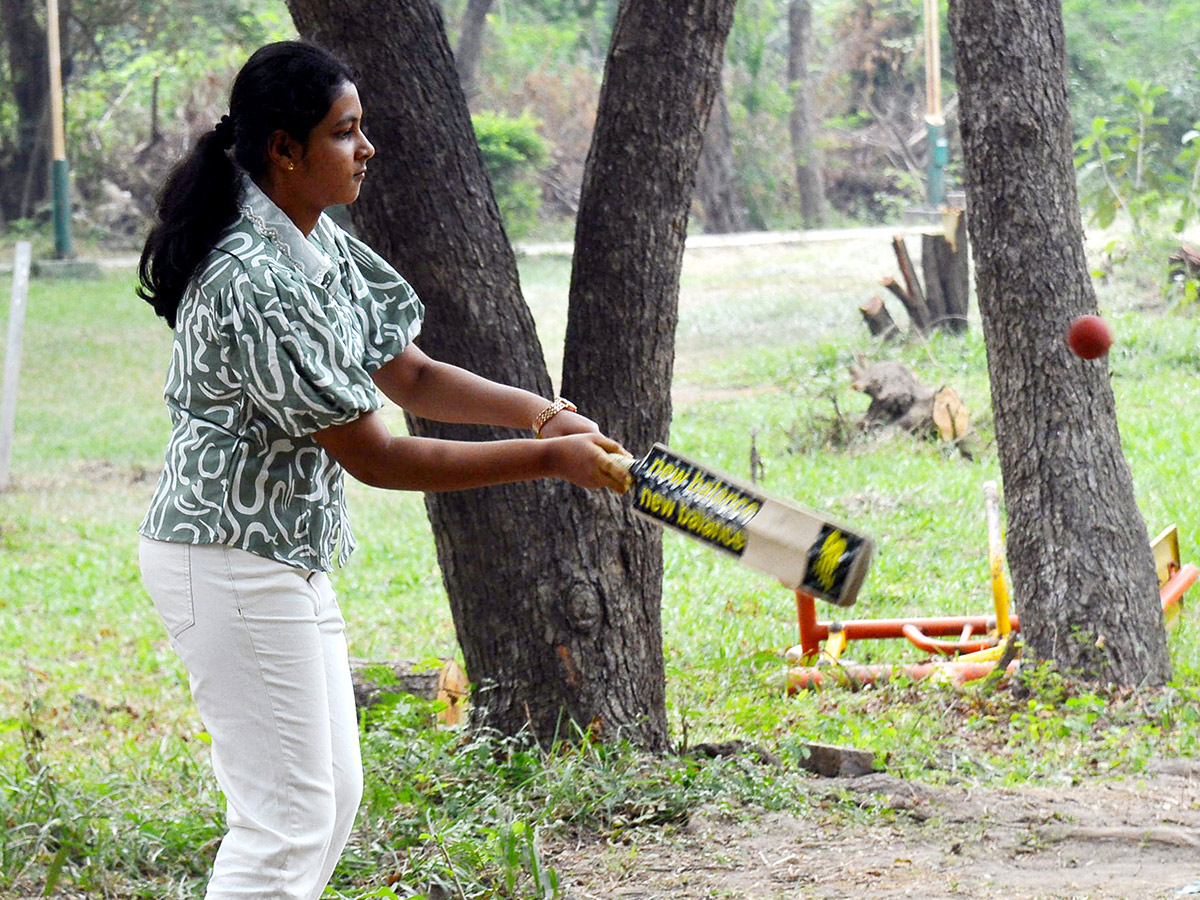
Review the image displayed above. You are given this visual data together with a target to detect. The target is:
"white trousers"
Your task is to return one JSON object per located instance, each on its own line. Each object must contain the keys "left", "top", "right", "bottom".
{"left": 139, "top": 538, "right": 363, "bottom": 900}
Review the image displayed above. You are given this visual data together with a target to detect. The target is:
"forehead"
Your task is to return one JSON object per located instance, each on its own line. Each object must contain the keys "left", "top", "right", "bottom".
{"left": 321, "top": 82, "right": 362, "bottom": 125}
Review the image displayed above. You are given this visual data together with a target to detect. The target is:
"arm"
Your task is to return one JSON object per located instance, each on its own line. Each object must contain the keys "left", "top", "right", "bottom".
{"left": 311, "top": 409, "right": 631, "bottom": 493}
{"left": 371, "top": 342, "right": 598, "bottom": 437}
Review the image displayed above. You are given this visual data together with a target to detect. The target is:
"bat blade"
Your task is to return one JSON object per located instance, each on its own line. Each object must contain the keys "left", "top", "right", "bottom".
{"left": 619, "top": 444, "right": 872, "bottom": 607}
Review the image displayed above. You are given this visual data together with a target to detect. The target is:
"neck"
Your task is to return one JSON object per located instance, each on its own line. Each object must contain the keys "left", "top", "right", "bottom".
{"left": 255, "top": 174, "right": 318, "bottom": 237}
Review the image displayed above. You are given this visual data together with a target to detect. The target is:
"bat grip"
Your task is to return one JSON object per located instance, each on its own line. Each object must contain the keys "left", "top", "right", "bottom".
{"left": 606, "top": 452, "right": 636, "bottom": 474}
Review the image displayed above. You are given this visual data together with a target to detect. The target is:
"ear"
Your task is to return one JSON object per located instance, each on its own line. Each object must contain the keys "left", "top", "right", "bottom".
{"left": 266, "top": 129, "right": 303, "bottom": 170}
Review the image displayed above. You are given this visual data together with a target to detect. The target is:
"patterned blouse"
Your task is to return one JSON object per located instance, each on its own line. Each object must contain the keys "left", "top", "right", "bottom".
{"left": 139, "top": 178, "right": 424, "bottom": 570}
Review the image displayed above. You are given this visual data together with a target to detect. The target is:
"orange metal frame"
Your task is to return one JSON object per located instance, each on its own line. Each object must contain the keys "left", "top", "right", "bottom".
{"left": 790, "top": 566, "right": 1195, "bottom": 690}
{"left": 787, "top": 482, "right": 1197, "bottom": 690}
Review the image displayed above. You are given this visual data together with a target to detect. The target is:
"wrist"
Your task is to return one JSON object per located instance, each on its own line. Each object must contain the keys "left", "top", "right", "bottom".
{"left": 532, "top": 396, "right": 577, "bottom": 437}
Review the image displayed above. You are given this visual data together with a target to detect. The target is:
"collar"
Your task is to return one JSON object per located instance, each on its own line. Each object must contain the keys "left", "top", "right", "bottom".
{"left": 238, "top": 175, "right": 335, "bottom": 287}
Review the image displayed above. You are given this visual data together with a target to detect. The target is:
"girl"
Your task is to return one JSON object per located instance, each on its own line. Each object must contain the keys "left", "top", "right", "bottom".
{"left": 137, "top": 40, "right": 628, "bottom": 899}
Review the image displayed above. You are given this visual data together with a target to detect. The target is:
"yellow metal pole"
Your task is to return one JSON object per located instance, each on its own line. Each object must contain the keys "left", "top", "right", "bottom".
{"left": 983, "top": 481, "right": 1013, "bottom": 636}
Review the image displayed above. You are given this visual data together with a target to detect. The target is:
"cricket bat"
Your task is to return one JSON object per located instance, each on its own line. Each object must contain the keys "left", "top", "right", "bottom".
{"left": 610, "top": 444, "right": 872, "bottom": 608}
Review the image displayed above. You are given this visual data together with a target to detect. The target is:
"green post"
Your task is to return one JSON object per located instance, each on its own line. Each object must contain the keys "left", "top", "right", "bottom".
{"left": 926, "top": 119, "right": 948, "bottom": 208}
{"left": 52, "top": 158, "right": 74, "bottom": 259}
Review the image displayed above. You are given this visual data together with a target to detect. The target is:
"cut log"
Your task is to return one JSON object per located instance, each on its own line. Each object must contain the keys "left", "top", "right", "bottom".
{"left": 350, "top": 657, "right": 470, "bottom": 726}
{"left": 848, "top": 358, "right": 969, "bottom": 443}
{"left": 891, "top": 235, "right": 931, "bottom": 331}
{"left": 1169, "top": 242, "right": 1200, "bottom": 276}
{"left": 932, "top": 386, "right": 969, "bottom": 440}
{"left": 859, "top": 294, "right": 898, "bottom": 340}
{"left": 921, "top": 208, "right": 970, "bottom": 333}
{"left": 796, "top": 741, "right": 879, "bottom": 778}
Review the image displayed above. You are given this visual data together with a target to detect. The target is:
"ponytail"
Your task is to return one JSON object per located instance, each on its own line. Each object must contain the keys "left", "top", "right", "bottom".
{"left": 137, "top": 125, "right": 240, "bottom": 329}
{"left": 138, "top": 41, "right": 355, "bottom": 329}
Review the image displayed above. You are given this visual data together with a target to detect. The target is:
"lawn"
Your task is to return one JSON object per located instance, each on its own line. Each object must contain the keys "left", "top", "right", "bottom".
{"left": 2, "top": 228, "right": 1199, "bottom": 897}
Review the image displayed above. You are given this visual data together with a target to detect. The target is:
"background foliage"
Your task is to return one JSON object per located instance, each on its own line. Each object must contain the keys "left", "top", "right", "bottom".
{"left": 3, "top": 0, "right": 1196, "bottom": 244}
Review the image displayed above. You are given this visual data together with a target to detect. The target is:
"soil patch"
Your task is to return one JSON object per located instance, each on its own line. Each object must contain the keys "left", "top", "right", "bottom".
{"left": 549, "top": 758, "right": 1200, "bottom": 899}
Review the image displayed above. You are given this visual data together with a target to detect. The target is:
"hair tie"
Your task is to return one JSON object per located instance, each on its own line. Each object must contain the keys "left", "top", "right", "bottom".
{"left": 212, "top": 115, "right": 236, "bottom": 149}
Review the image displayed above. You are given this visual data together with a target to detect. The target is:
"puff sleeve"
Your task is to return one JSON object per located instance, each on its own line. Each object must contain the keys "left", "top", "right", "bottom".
{"left": 335, "top": 228, "right": 425, "bottom": 373}
{"left": 221, "top": 266, "right": 382, "bottom": 438}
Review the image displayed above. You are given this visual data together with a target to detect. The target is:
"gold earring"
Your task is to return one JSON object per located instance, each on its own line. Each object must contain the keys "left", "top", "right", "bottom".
{"left": 285, "top": 162, "right": 295, "bottom": 171}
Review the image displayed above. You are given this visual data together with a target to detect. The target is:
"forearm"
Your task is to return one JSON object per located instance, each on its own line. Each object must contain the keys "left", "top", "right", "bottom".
{"left": 312, "top": 410, "right": 629, "bottom": 493}
{"left": 341, "top": 432, "right": 555, "bottom": 492}
{"left": 374, "top": 346, "right": 548, "bottom": 431}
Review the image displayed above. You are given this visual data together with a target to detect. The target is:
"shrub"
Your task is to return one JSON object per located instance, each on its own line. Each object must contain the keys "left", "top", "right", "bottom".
{"left": 473, "top": 110, "right": 549, "bottom": 240}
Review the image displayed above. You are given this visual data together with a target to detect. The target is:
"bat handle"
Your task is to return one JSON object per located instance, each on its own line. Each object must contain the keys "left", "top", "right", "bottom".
{"left": 606, "top": 452, "right": 636, "bottom": 474}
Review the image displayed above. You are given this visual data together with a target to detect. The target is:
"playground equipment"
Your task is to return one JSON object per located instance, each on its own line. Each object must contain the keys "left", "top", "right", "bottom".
{"left": 787, "top": 481, "right": 1198, "bottom": 690}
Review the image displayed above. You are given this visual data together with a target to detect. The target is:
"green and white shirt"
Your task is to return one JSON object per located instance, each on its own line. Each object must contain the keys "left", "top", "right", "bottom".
{"left": 139, "top": 178, "right": 424, "bottom": 570}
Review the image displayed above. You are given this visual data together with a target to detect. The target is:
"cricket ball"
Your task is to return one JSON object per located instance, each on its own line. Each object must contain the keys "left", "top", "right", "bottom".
{"left": 1066, "top": 315, "right": 1112, "bottom": 360}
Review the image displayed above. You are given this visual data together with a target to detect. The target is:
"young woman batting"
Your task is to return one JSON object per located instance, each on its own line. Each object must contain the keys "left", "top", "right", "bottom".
{"left": 137, "top": 40, "right": 628, "bottom": 899}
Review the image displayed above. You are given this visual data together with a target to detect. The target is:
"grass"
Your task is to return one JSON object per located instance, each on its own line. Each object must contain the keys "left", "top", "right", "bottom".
{"left": 2, "top": 230, "right": 1200, "bottom": 898}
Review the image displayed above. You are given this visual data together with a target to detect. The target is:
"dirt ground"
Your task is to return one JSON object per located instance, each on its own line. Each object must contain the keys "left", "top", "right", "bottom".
{"left": 548, "top": 757, "right": 1200, "bottom": 900}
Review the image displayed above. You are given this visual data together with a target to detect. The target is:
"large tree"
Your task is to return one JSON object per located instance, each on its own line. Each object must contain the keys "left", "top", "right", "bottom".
{"left": 287, "top": 0, "right": 737, "bottom": 748}
{"left": 948, "top": 0, "right": 1170, "bottom": 684}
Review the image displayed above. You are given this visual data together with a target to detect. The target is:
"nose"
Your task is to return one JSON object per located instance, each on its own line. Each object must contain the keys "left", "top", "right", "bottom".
{"left": 359, "top": 134, "right": 375, "bottom": 160}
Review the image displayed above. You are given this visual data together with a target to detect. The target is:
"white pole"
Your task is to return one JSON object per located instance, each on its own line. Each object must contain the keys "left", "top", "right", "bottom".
{"left": 0, "top": 241, "right": 33, "bottom": 489}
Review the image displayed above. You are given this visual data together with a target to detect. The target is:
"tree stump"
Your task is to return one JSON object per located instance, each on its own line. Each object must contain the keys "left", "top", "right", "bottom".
{"left": 349, "top": 657, "right": 470, "bottom": 726}
{"left": 848, "top": 358, "right": 970, "bottom": 446}
{"left": 864, "top": 212, "right": 970, "bottom": 340}
{"left": 922, "top": 208, "right": 970, "bottom": 333}
{"left": 859, "top": 294, "right": 898, "bottom": 340}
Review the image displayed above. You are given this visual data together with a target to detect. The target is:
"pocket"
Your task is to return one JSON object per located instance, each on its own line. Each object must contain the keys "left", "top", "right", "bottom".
{"left": 139, "top": 539, "right": 197, "bottom": 638}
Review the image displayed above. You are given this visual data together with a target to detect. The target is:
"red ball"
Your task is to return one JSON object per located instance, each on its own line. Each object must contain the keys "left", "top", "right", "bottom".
{"left": 1066, "top": 315, "right": 1112, "bottom": 360}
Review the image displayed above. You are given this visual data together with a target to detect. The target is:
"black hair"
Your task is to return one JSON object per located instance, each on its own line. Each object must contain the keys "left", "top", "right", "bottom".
{"left": 138, "top": 41, "right": 356, "bottom": 328}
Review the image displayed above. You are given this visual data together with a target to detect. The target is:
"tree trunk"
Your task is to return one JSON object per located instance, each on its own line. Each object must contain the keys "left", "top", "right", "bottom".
{"left": 287, "top": 0, "right": 735, "bottom": 749}
{"left": 560, "top": 0, "right": 737, "bottom": 749}
{"left": 454, "top": 0, "right": 492, "bottom": 100}
{"left": 787, "top": 0, "right": 826, "bottom": 228}
{"left": 0, "top": 0, "right": 51, "bottom": 221}
{"left": 948, "top": 0, "right": 1169, "bottom": 685}
{"left": 695, "top": 84, "right": 752, "bottom": 233}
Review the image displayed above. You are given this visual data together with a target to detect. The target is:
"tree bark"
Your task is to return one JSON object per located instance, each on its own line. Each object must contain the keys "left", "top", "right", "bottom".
{"left": 0, "top": 0, "right": 52, "bottom": 221}
{"left": 787, "top": 0, "right": 827, "bottom": 227}
{"left": 454, "top": 0, "right": 492, "bottom": 100}
{"left": 695, "top": 84, "right": 752, "bottom": 233}
{"left": 948, "top": 0, "right": 1169, "bottom": 685}
{"left": 287, "top": 0, "right": 735, "bottom": 749}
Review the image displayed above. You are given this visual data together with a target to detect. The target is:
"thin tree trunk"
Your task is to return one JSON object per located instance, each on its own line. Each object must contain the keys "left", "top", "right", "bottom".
{"left": 787, "top": 0, "right": 826, "bottom": 228}
{"left": 287, "top": 0, "right": 736, "bottom": 748}
{"left": 695, "top": 84, "right": 752, "bottom": 233}
{"left": 948, "top": 0, "right": 1169, "bottom": 685}
{"left": 455, "top": 0, "right": 492, "bottom": 100}
{"left": 0, "top": 0, "right": 52, "bottom": 219}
